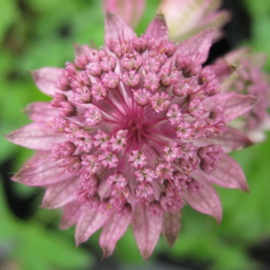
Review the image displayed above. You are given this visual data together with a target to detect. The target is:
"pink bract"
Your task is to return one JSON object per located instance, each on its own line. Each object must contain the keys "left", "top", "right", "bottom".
{"left": 104, "top": 0, "right": 145, "bottom": 28}
{"left": 6, "top": 13, "right": 256, "bottom": 259}
{"left": 158, "top": 0, "right": 231, "bottom": 42}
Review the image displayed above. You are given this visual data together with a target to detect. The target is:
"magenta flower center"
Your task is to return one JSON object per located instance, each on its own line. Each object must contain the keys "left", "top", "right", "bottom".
{"left": 124, "top": 114, "right": 145, "bottom": 147}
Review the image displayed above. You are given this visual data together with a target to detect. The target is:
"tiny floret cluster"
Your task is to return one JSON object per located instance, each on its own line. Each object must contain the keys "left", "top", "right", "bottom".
{"left": 7, "top": 13, "right": 256, "bottom": 259}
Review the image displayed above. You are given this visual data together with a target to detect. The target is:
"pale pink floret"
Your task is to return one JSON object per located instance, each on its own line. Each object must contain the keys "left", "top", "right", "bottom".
{"left": 129, "top": 150, "right": 147, "bottom": 168}
{"left": 6, "top": 13, "right": 256, "bottom": 259}
{"left": 166, "top": 104, "right": 182, "bottom": 125}
{"left": 84, "top": 105, "right": 103, "bottom": 126}
{"left": 133, "top": 88, "right": 151, "bottom": 106}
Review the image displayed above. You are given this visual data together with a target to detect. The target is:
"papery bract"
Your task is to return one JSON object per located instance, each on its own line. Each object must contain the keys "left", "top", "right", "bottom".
{"left": 104, "top": 0, "right": 145, "bottom": 28}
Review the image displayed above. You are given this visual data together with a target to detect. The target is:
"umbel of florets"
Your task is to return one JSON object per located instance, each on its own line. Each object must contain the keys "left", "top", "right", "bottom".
{"left": 7, "top": 13, "right": 256, "bottom": 259}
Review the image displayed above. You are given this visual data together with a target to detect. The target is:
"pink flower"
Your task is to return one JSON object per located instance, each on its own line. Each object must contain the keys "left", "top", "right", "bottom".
{"left": 158, "top": 0, "right": 231, "bottom": 42}
{"left": 6, "top": 14, "right": 256, "bottom": 259}
{"left": 212, "top": 48, "right": 270, "bottom": 142}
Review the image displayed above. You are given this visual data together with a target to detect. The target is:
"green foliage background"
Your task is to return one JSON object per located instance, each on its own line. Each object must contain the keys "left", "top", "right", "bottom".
{"left": 0, "top": 0, "right": 270, "bottom": 269}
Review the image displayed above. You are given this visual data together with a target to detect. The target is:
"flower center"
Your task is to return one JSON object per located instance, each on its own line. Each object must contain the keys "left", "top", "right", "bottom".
{"left": 123, "top": 114, "right": 148, "bottom": 149}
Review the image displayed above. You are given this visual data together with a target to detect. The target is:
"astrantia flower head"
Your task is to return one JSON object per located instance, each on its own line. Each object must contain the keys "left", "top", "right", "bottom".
{"left": 7, "top": 13, "right": 256, "bottom": 259}
{"left": 212, "top": 48, "right": 270, "bottom": 142}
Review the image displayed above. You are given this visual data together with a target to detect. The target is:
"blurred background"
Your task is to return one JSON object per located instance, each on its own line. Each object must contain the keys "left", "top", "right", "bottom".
{"left": 1, "top": 0, "right": 270, "bottom": 269}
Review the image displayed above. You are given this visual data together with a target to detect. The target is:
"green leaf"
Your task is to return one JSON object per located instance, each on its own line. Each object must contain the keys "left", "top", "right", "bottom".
{"left": 0, "top": 0, "right": 18, "bottom": 43}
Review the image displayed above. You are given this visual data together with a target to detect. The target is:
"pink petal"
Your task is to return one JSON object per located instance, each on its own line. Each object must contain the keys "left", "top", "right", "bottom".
{"left": 105, "top": 12, "right": 135, "bottom": 43}
{"left": 31, "top": 67, "right": 62, "bottom": 96}
{"left": 194, "top": 153, "right": 249, "bottom": 191}
{"left": 104, "top": 0, "right": 145, "bottom": 28}
{"left": 205, "top": 93, "right": 257, "bottom": 122}
{"left": 11, "top": 153, "right": 68, "bottom": 186}
{"left": 41, "top": 177, "right": 79, "bottom": 209}
{"left": 178, "top": 30, "right": 214, "bottom": 64}
{"left": 6, "top": 123, "right": 64, "bottom": 150}
{"left": 132, "top": 205, "right": 163, "bottom": 260}
{"left": 195, "top": 126, "right": 253, "bottom": 152}
{"left": 145, "top": 14, "right": 168, "bottom": 39}
{"left": 25, "top": 102, "right": 58, "bottom": 122}
{"left": 100, "top": 211, "right": 131, "bottom": 258}
{"left": 180, "top": 181, "right": 222, "bottom": 224}
{"left": 60, "top": 202, "right": 81, "bottom": 229}
{"left": 162, "top": 211, "right": 181, "bottom": 248}
{"left": 75, "top": 205, "right": 112, "bottom": 245}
